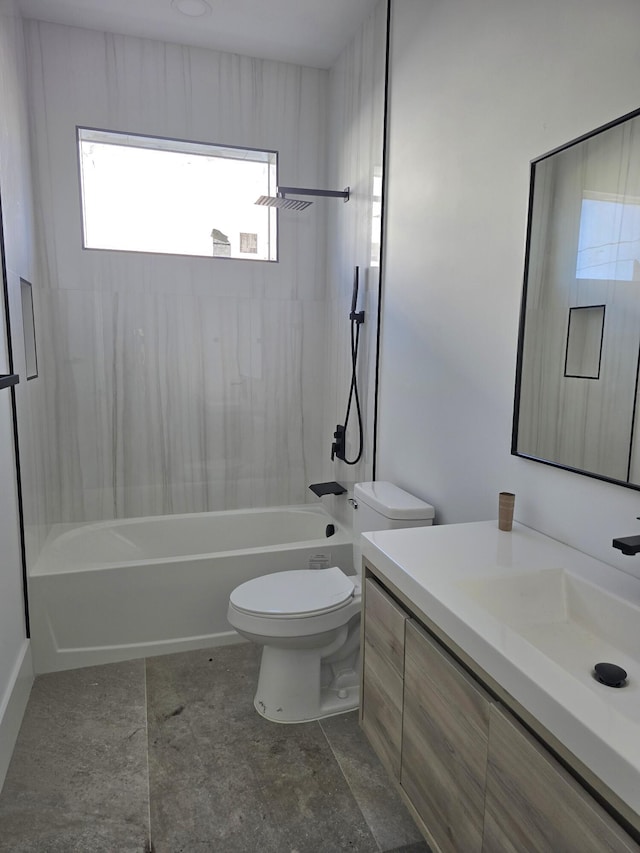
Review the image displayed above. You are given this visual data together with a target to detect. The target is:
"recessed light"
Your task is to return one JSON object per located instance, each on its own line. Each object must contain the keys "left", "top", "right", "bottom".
{"left": 170, "top": 0, "right": 212, "bottom": 18}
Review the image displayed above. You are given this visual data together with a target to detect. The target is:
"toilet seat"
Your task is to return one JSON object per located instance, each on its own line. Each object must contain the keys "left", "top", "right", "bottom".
{"left": 230, "top": 567, "right": 355, "bottom": 619}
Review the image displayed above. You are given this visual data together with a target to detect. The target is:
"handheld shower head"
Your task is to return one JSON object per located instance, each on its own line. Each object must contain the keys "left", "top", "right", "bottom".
{"left": 350, "top": 266, "right": 359, "bottom": 315}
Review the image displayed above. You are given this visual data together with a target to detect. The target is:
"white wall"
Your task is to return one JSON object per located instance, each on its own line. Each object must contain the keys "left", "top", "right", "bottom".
{"left": 380, "top": 0, "right": 640, "bottom": 580}
{"left": 0, "top": 0, "right": 35, "bottom": 789}
{"left": 25, "top": 20, "right": 328, "bottom": 522}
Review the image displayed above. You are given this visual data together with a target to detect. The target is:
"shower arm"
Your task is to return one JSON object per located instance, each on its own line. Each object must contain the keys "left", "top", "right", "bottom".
{"left": 277, "top": 186, "right": 350, "bottom": 202}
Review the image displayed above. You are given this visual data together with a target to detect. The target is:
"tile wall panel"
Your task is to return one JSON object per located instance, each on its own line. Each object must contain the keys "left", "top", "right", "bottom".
{"left": 24, "top": 20, "right": 328, "bottom": 521}
{"left": 322, "top": 1, "right": 387, "bottom": 525}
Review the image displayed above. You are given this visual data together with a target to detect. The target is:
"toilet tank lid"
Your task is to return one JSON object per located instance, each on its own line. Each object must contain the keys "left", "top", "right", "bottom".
{"left": 354, "top": 481, "right": 435, "bottom": 520}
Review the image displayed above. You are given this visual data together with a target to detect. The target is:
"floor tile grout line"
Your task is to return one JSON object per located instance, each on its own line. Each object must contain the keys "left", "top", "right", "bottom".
{"left": 318, "top": 718, "right": 384, "bottom": 853}
{"left": 143, "top": 657, "right": 152, "bottom": 853}
{"left": 1, "top": 650, "right": 424, "bottom": 853}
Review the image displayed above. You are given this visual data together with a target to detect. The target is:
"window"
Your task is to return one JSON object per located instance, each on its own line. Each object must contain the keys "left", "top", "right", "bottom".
{"left": 77, "top": 128, "right": 278, "bottom": 261}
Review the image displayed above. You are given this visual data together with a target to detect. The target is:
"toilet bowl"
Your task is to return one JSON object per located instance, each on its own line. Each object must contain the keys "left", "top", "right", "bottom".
{"left": 228, "top": 567, "right": 362, "bottom": 722}
{"left": 226, "top": 482, "right": 435, "bottom": 723}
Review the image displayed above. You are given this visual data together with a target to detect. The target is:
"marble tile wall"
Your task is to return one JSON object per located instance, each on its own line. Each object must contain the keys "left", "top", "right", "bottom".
{"left": 0, "top": 1, "right": 48, "bottom": 568}
{"left": 21, "top": 5, "right": 388, "bottom": 528}
{"left": 321, "top": 1, "right": 388, "bottom": 525}
{"left": 24, "top": 20, "right": 328, "bottom": 522}
{"left": 0, "top": 0, "right": 39, "bottom": 786}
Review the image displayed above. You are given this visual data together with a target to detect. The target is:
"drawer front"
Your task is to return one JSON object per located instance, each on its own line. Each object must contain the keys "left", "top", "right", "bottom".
{"left": 483, "top": 705, "right": 640, "bottom": 853}
{"left": 401, "top": 620, "right": 490, "bottom": 853}
{"left": 361, "top": 577, "right": 408, "bottom": 778}
{"left": 363, "top": 576, "right": 407, "bottom": 677}
{"left": 361, "top": 636, "right": 404, "bottom": 778}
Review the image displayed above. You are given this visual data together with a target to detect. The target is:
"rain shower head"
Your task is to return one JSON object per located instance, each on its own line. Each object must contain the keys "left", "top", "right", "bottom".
{"left": 255, "top": 195, "right": 313, "bottom": 211}
{"left": 255, "top": 185, "right": 350, "bottom": 211}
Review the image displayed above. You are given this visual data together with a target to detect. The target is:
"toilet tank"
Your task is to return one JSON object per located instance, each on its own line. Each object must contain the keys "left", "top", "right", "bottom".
{"left": 352, "top": 482, "right": 435, "bottom": 574}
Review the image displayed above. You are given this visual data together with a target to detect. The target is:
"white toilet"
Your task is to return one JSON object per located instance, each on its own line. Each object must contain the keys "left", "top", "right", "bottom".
{"left": 226, "top": 481, "right": 435, "bottom": 723}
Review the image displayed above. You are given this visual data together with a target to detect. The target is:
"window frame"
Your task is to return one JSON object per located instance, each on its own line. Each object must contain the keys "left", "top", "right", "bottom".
{"left": 76, "top": 126, "right": 279, "bottom": 262}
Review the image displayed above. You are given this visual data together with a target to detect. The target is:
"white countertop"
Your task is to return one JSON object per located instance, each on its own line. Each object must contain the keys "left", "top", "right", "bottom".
{"left": 361, "top": 520, "right": 640, "bottom": 817}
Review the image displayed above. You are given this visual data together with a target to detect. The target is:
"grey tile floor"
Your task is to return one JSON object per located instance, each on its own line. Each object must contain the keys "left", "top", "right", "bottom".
{"left": 0, "top": 643, "right": 430, "bottom": 853}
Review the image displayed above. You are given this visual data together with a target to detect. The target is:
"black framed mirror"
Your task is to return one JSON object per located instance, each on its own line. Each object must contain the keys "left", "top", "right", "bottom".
{"left": 513, "top": 107, "right": 640, "bottom": 489}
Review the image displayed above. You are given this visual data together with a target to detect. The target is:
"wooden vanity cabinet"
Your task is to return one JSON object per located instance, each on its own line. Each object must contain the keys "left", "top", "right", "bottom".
{"left": 360, "top": 566, "right": 640, "bottom": 853}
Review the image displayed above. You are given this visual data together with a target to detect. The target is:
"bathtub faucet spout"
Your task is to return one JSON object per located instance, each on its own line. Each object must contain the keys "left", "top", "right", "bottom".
{"left": 309, "top": 482, "right": 347, "bottom": 498}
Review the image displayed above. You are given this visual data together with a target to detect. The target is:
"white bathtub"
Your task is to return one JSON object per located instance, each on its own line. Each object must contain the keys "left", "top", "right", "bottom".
{"left": 29, "top": 505, "right": 353, "bottom": 673}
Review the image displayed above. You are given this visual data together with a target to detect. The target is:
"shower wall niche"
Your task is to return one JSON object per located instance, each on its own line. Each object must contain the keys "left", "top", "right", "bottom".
{"left": 20, "top": 279, "right": 37, "bottom": 380}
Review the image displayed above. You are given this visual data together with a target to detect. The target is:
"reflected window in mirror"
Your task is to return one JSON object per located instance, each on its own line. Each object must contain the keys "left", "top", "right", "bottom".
{"left": 576, "top": 193, "right": 640, "bottom": 281}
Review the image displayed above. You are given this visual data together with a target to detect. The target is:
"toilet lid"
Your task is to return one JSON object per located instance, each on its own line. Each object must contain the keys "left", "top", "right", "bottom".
{"left": 230, "top": 567, "right": 355, "bottom": 618}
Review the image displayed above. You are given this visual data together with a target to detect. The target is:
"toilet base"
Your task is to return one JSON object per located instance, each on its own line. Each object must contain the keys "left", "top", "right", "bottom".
{"left": 254, "top": 682, "right": 359, "bottom": 724}
{"left": 253, "top": 621, "right": 360, "bottom": 723}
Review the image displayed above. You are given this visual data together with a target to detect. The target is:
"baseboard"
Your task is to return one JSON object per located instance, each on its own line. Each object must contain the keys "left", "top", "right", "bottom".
{"left": 0, "top": 641, "right": 34, "bottom": 791}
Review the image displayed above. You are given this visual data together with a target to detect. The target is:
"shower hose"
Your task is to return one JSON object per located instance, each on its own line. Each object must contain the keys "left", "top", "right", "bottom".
{"left": 341, "top": 271, "right": 364, "bottom": 466}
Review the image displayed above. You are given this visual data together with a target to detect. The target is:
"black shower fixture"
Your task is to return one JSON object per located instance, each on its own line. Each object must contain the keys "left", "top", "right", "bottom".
{"left": 332, "top": 266, "right": 365, "bottom": 465}
{"left": 255, "top": 185, "right": 350, "bottom": 210}
{"left": 331, "top": 424, "right": 346, "bottom": 462}
{"left": 308, "top": 481, "right": 347, "bottom": 497}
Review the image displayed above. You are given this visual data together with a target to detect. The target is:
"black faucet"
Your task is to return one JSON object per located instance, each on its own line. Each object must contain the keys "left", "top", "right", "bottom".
{"left": 612, "top": 535, "right": 640, "bottom": 556}
{"left": 308, "top": 481, "right": 347, "bottom": 497}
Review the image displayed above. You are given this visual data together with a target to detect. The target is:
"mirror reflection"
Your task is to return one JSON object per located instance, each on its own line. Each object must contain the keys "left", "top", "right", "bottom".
{"left": 513, "top": 108, "right": 640, "bottom": 488}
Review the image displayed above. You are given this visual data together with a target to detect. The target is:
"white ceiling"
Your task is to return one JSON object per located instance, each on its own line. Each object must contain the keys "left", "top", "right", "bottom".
{"left": 17, "top": 0, "right": 381, "bottom": 69}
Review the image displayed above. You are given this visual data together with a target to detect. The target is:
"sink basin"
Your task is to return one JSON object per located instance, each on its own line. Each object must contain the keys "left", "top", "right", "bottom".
{"left": 459, "top": 568, "right": 640, "bottom": 676}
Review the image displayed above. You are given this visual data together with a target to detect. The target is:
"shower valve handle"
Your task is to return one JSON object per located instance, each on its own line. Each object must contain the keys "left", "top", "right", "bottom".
{"left": 331, "top": 425, "right": 346, "bottom": 461}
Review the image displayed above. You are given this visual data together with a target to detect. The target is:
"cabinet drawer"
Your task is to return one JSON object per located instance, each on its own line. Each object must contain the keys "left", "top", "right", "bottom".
{"left": 401, "top": 619, "right": 490, "bottom": 853}
{"left": 361, "top": 577, "right": 408, "bottom": 778}
{"left": 484, "top": 704, "right": 640, "bottom": 853}
{"left": 361, "top": 638, "right": 404, "bottom": 778}
{"left": 363, "top": 577, "right": 406, "bottom": 677}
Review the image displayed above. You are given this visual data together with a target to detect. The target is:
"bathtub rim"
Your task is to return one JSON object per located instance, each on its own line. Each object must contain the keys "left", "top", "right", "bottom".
{"left": 30, "top": 503, "right": 352, "bottom": 577}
